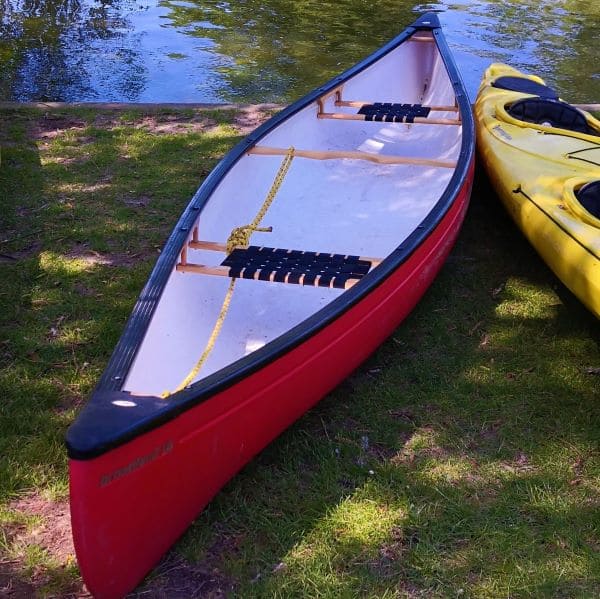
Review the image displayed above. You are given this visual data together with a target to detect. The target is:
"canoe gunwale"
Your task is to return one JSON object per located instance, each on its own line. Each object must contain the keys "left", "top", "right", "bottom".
{"left": 66, "top": 12, "right": 476, "bottom": 460}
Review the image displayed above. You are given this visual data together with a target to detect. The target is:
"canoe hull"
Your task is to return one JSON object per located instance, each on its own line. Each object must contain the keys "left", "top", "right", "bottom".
{"left": 70, "top": 162, "right": 474, "bottom": 598}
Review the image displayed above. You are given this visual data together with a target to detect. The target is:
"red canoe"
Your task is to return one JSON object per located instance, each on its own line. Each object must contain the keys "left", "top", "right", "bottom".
{"left": 66, "top": 12, "right": 475, "bottom": 597}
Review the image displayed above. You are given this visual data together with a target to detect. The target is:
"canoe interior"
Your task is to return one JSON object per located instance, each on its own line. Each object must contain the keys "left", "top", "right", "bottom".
{"left": 124, "top": 30, "right": 463, "bottom": 396}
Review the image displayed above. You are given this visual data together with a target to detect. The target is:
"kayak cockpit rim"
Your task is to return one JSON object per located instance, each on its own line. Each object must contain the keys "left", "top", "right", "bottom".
{"left": 66, "top": 12, "right": 475, "bottom": 460}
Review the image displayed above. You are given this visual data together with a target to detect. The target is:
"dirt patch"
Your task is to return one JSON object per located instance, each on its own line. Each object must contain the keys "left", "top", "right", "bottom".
{"left": 66, "top": 245, "right": 114, "bottom": 267}
{"left": 66, "top": 243, "right": 151, "bottom": 268}
{"left": 0, "top": 240, "right": 44, "bottom": 263}
{"left": 125, "top": 105, "right": 278, "bottom": 136}
{"left": 131, "top": 114, "right": 218, "bottom": 135}
{"left": 129, "top": 552, "right": 235, "bottom": 599}
{"left": 368, "top": 526, "right": 419, "bottom": 580}
{"left": 391, "top": 426, "right": 450, "bottom": 467}
{"left": 123, "top": 195, "right": 152, "bottom": 208}
{"left": 9, "top": 494, "right": 75, "bottom": 564}
{"left": 28, "top": 115, "right": 87, "bottom": 141}
{"left": 233, "top": 104, "right": 280, "bottom": 134}
{"left": 73, "top": 282, "right": 101, "bottom": 297}
{"left": 130, "top": 523, "right": 241, "bottom": 597}
{"left": 1, "top": 493, "right": 89, "bottom": 598}
{"left": 23, "top": 105, "right": 279, "bottom": 155}
{"left": 499, "top": 451, "right": 537, "bottom": 475}
{"left": 0, "top": 560, "right": 37, "bottom": 598}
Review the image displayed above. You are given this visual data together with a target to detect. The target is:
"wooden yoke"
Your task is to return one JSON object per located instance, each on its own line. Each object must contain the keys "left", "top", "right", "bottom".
{"left": 248, "top": 146, "right": 457, "bottom": 169}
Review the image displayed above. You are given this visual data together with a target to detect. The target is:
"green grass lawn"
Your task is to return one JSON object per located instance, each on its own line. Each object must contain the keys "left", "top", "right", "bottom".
{"left": 0, "top": 107, "right": 598, "bottom": 598}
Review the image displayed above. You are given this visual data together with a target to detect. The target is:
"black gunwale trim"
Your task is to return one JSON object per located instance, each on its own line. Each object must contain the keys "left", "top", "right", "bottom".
{"left": 67, "top": 12, "right": 476, "bottom": 459}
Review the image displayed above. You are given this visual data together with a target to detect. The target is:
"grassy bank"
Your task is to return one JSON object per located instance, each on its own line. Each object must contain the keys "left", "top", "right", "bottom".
{"left": 0, "top": 107, "right": 598, "bottom": 598}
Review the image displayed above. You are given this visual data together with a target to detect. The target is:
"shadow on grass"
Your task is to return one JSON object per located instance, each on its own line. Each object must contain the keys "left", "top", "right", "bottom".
{"left": 136, "top": 170, "right": 599, "bottom": 598}
{"left": 1, "top": 109, "right": 598, "bottom": 597}
{"left": 0, "top": 108, "right": 246, "bottom": 595}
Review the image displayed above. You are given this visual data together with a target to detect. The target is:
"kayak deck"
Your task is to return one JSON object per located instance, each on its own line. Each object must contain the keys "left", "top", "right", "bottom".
{"left": 475, "top": 63, "right": 600, "bottom": 318}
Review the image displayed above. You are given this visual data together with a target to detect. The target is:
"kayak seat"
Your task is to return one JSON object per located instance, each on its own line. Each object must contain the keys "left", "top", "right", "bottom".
{"left": 492, "top": 76, "right": 558, "bottom": 100}
{"left": 221, "top": 245, "right": 373, "bottom": 289}
{"left": 357, "top": 103, "right": 431, "bottom": 123}
{"left": 507, "top": 98, "right": 598, "bottom": 136}
{"left": 576, "top": 181, "right": 600, "bottom": 219}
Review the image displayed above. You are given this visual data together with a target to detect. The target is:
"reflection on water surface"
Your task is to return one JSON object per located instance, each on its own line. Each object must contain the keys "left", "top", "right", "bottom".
{"left": 0, "top": 0, "right": 598, "bottom": 103}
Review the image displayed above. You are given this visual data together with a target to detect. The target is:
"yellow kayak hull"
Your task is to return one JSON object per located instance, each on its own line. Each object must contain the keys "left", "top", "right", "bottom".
{"left": 475, "top": 63, "right": 600, "bottom": 318}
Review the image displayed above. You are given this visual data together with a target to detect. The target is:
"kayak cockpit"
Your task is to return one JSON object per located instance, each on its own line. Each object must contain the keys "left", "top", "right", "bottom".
{"left": 507, "top": 98, "right": 600, "bottom": 137}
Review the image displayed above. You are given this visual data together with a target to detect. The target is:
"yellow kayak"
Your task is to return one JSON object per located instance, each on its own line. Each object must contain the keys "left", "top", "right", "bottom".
{"left": 475, "top": 63, "right": 600, "bottom": 318}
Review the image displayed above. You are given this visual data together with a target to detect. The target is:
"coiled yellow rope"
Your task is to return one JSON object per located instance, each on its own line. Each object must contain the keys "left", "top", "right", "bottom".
{"left": 225, "top": 147, "right": 295, "bottom": 253}
{"left": 164, "top": 147, "right": 295, "bottom": 396}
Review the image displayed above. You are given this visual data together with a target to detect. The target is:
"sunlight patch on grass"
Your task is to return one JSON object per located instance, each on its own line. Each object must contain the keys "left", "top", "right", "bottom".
{"left": 272, "top": 491, "right": 409, "bottom": 597}
{"left": 421, "top": 458, "right": 475, "bottom": 485}
{"left": 286, "top": 496, "right": 404, "bottom": 562}
{"left": 1, "top": 107, "right": 598, "bottom": 597}
{"left": 49, "top": 181, "right": 112, "bottom": 195}
{"left": 495, "top": 278, "right": 560, "bottom": 319}
{"left": 38, "top": 251, "right": 100, "bottom": 275}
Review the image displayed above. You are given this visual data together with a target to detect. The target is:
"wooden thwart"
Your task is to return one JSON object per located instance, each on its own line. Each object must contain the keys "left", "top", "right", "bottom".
{"left": 248, "top": 146, "right": 456, "bottom": 168}
{"left": 317, "top": 93, "right": 460, "bottom": 126}
{"left": 317, "top": 112, "right": 461, "bottom": 125}
{"left": 187, "top": 239, "right": 382, "bottom": 266}
{"left": 335, "top": 100, "right": 459, "bottom": 112}
{"left": 176, "top": 262, "right": 361, "bottom": 290}
{"left": 177, "top": 242, "right": 383, "bottom": 290}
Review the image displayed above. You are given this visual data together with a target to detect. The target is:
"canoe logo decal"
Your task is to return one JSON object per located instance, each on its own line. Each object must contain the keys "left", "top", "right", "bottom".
{"left": 492, "top": 124, "right": 513, "bottom": 141}
{"left": 100, "top": 440, "right": 174, "bottom": 487}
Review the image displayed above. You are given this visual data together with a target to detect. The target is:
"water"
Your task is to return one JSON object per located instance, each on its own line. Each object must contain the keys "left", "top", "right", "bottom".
{"left": 0, "top": 0, "right": 598, "bottom": 104}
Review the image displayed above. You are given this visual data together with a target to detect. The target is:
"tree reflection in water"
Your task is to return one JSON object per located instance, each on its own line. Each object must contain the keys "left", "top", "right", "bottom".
{"left": 0, "top": 0, "right": 146, "bottom": 101}
{"left": 0, "top": 0, "right": 597, "bottom": 103}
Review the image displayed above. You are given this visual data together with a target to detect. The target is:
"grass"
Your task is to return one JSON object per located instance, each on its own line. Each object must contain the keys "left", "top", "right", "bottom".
{"left": 0, "top": 107, "right": 598, "bottom": 598}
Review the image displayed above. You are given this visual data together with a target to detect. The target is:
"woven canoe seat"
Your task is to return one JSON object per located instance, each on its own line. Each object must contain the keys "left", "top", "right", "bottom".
{"left": 357, "top": 103, "right": 431, "bottom": 122}
{"left": 221, "top": 245, "right": 373, "bottom": 289}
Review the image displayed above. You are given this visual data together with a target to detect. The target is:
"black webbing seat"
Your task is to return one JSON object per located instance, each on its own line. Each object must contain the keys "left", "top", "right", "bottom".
{"left": 221, "top": 245, "right": 373, "bottom": 289}
{"left": 492, "top": 76, "right": 559, "bottom": 100}
{"left": 507, "top": 98, "right": 598, "bottom": 136}
{"left": 357, "top": 103, "right": 431, "bottom": 123}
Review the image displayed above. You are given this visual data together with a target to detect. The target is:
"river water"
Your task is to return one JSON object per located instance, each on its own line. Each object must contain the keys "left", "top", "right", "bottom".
{"left": 0, "top": 0, "right": 598, "bottom": 104}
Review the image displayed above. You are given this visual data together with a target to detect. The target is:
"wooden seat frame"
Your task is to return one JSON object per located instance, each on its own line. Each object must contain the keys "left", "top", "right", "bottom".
{"left": 176, "top": 231, "right": 382, "bottom": 290}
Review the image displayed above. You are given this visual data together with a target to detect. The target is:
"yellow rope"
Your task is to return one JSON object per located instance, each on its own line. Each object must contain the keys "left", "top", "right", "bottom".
{"left": 164, "top": 147, "right": 295, "bottom": 396}
{"left": 226, "top": 146, "right": 295, "bottom": 252}
{"left": 169, "top": 277, "right": 237, "bottom": 394}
